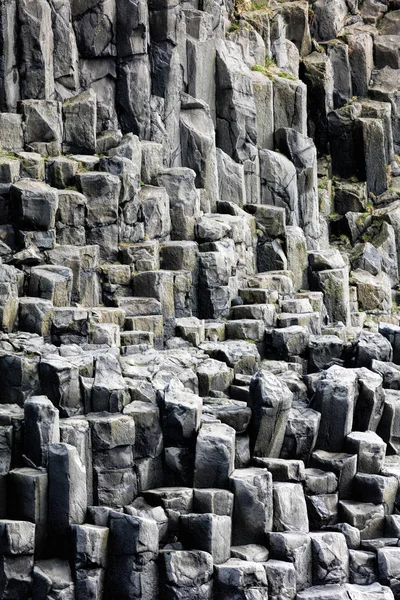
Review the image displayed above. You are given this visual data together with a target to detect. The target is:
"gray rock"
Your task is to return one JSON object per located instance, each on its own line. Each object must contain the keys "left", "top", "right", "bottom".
{"left": 254, "top": 458, "right": 305, "bottom": 482}
{"left": 378, "top": 390, "right": 400, "bottom": 454}
{"left": 216, "top": 148, "right": 246, "bottom": 207}
{"left": 7, "top": 468, "right": 48, "bottom": 556}
{"left": 339, "top": 500, "right": 385, "bottom": 540}
{"left": 230, "top": 544, "right": 269, "bottom": 562}
{"left": 24, "top": 396, "right": 59, "bottom": 468}
{"left": 311, "top": 451, "right": 357, "bottom": 500}
{"left": 123, "top": 402, "right": 163, "bottom": 459}
{"left": 215, "top": 39, "right": 257, "bottom": 162}
{"left": 370, "top": 67, "right": 400, "bottom": 154}
{"left": 19, "top": 0, "right": 54, "bottom": 100}
{"left": 306, "top": 493, "right": 339, "bottom": 530}
{"left": 273, "top": 482, "right": 309, "bottom": 533}
{"left": 193, "top": 488, "right": 233, "bottom": 517}
{"left": 117, "top": 55, "right": 151, "bottom": 140}
{"left": 273, "top": 74, "right": 307, "bottom": 137}
{"left": 180, "top": 95, "right": 219, "bottom": 211}
{"left": 280, "top": 407, "right": 321, "bottom": 461}
{"left": 180, "top": 513, "right": 231, "bottom": 564}
{"left": 160, "top": 550, "right": 213, "bottom": 600}
{"left": 72, "top": 523, "right": 108, "bottom": 569}
{"left": 194, "top": 422, "right": 235, "bottom": 489}
{"left": 161, "top": 384, "right": 202, "bottom": 447}
{"left": 214, "top": 558, "right": 268, "bottom": 599}
{"left": 107, "top": 512, "right": 158, "bottom": 599}
{"left": 252, "top": 71, "right": 274, "bottom": 151}
{"left": 33, "top": 558, "right": 74, "bottom": 600}
{"left": 345, "top": 431, "right": 386, "bottom": 475}
{"left": 248, "top": 370, "right": 293, "bottom": 458}
{"left": 10, "top": 180, "right": 58, "bottom": 231}
{"left": 48, "top": 443, "right": 87, "bottom": 546}
{"left": 21, "top": 100, "right": 63, "bottom": 157}
{"left": 296, "top": 584, "right": 349, "bottom": 599}
{"left": 51, "top": 0, "right": 79, "bottom": 91}
{"left": 259, "top": 149, "right": 299, "bottom": 227}
{"left": 311, "top": 365, "right": 358, "bottom": 453}
{"left": 0, "top": 519, "right": 35, "bottom": 555}
{"left": 157, "top": 168, "right": 199, "bottom": 241}
{"left": 229, "top": 467, "right": 272, "bottom": 545}
{"left": 353, "top": 473, "right": 398, "bottom": 515}
{"left": 265, "top": 559, "right": 296, "bottom": 600}
{"left": 346, "top": 582, "right": 395, "bottom": 600}
{"left": 310, "top": 531, "right": 349, "bottom": 585}
{"left": 356, "top": 331, "right": 393, "bottom": 368}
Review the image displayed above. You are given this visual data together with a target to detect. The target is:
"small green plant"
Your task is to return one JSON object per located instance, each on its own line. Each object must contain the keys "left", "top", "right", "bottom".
{"left": 318, "top": 177, "right": 329, "bottom": 190}
{"left": 228, "top": 22, "right": 239, "bottom": 32}
{"left": 0, "top": 151, "right": 18, "bottom": 160}
{"left": 339, "top": 234, "right": 351, "bottom": 245}
{"left": 356, "top": 213, "right": 369, "bottom": 227}
{"left": 252, "top": 64, "right": 268, "bottom": 74}
{"left": 264, "top": 56, "right": 275, "bottom": 68}
{"left": 250, "top": 1, "right": 265, "bottom": 9}
{"left": 277, "top": 71, "right": 298, "bottom": 81}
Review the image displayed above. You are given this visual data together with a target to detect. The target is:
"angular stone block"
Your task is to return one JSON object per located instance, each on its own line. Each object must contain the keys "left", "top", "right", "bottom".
{"left": 194, "top": 422, "right": 235, "bottom": 489}
{"left": 180, "top": 513, "right": 231, "bottom": 565}
{"left": 229, "top": 467, "right": 273, "bottom": 545}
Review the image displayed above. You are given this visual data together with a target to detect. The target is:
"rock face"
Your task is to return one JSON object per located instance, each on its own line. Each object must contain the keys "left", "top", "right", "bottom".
{"left": 0, "top": 0, "right": 399, "bottom": 598}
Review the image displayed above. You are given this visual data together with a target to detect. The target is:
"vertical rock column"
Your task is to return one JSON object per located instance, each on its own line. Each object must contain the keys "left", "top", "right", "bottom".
{"left": 248, "top": 371, "right": 293, "bottom": 458}
{"left": 116, "top": 0, "right": 151, "bottom": 139}
{"left": 229, "top": 467, "right": 273, "bottom": 545}
{"left": 312, "top": 365, "right": 359, "bottom": 453}
{"left": 18, "top": 0, "right": 55, "bottom": 100}
{"left": 48, "top": 443, "right": 87, "bottom": 553}
{"left": 24, "top": 396, "right": 60, "bottom": 468}
{"left": 0, "top": 519, "right": 35, "bottom": 599}
{"left": 160, "top": 550, "right": 214, "bottom": 600}
{"left": 107, "top": 512, "right": 159, "bottom": 600}
{"left": 123, "top": 401, "right": 164, "bottom": 493}
{"left": 149, "top": 0, "right": 186, "bottom": 164}
{"left": 180, "top": 95, "right": 220, "bottom": 212}
{"left": 0, "top": 0, "right": 20, "bottom": 111}
{"left": 72, "top": 523, "right": 109, "bottom": 600}
{"left": 86, "top": 413, "right": 136, "bottom": 509}
{"left": 8, "top": 468, "right": 48, "bottom": 557}
{"left": 275, "top": 127, "right": 321, "bottom": 250}
{"left": 160, "top": 383, "right": 202, "bottom": 488}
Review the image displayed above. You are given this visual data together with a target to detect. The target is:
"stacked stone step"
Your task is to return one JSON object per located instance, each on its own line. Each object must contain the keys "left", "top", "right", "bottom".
{"left": 0, "top": 519, "right": 35, "bottom": 598}
{"left": 85, "top": 413, "right": 136, "bottom": 509}
{"left": 0, "top": 0, "right": 399, "bottom": 598}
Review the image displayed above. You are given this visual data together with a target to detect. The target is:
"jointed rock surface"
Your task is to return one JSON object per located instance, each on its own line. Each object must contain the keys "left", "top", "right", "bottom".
{"left": 0, "top": 0, "right": 400, "bottom": 599}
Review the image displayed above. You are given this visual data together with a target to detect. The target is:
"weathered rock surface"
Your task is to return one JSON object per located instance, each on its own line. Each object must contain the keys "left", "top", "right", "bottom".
{"left": 0, "top": 0, "right": 399, "bottom": 598}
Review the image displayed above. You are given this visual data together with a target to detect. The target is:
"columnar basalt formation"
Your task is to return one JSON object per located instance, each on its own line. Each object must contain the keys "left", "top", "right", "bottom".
{"left": 0, "top": 0, "right": 400, "bottom": 599}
